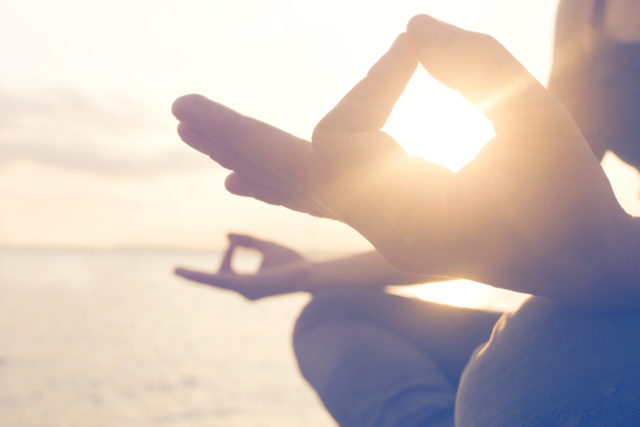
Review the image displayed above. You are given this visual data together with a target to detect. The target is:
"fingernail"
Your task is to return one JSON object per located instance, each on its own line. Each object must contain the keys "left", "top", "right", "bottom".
{"left": 407, "top": 14, "right": 453, "bottom": 48}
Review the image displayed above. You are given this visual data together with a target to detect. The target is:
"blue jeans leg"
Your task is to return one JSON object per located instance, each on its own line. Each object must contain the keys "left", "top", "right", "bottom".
{"left": 457, "top": 296, "right": 640, "bottom": 426}
{"left": 293, "top": 287, "right": 500, "bottom": 426}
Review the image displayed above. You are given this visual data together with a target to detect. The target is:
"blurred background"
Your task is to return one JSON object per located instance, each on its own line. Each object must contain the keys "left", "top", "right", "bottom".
{"left": 2, "top": 0, "right": 640, "bottom": 425}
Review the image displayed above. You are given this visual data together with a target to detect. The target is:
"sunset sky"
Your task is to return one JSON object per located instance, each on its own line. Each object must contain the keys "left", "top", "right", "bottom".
{"left": 2, "top": 0, "right": 639, "bottom": 253}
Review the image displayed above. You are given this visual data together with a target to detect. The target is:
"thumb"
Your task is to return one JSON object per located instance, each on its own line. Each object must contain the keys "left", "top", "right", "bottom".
{"left": 406, "top": 15, "right": 553, "bottom": 131}
{"left": 227, "top": 233, "right": 269, "bottom": 250}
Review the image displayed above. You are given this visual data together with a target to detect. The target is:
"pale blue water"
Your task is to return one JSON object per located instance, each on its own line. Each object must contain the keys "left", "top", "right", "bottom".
{"left": 0, "top": 249, "right": 335, "bottom": 427}
{"left": 0, "top": 249, "right": 529, "bottom": 426}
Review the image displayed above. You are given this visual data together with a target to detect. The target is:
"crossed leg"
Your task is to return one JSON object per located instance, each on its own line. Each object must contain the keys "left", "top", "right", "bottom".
{"left": 292, "top": 287, "right": 501, "bottom": 426}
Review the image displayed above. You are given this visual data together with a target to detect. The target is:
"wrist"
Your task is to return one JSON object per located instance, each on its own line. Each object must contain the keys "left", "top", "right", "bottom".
{"left": 305, "top": 258, "right": 347, "bottom": 291}
{"left": 291, "top": 259, "right": 315, "bottom": 292}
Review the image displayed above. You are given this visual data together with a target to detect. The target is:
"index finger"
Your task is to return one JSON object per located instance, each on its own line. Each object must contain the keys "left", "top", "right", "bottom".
{"left": 172, "top": 94, "right": 315, "bottom": 188}
{"left": 174, "top": 267, "right": 242, "bottom": 290}
{"left": 219, "top": 243, "right": 236, "bottom": 273}
{"left": 313, "top": 33, "right": 417, "bottom": 139}
{"left": 227, "top": 233, "right": 273, "bottom": 251}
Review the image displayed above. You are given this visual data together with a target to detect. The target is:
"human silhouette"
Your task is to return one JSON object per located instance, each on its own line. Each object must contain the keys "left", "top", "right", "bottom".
{"left": 173, "top": 0, "right": 640, "bottom": 424}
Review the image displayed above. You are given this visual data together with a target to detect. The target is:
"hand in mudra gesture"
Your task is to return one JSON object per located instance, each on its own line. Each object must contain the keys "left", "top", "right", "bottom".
{"left": 175, "top": 233, "right": 310, "bottom": 300}
{"left": 173, "top": 15, "right": 634, "bottom": 307}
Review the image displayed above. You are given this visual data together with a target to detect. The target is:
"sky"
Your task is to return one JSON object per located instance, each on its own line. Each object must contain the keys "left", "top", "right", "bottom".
{"left": 1, "top": 0, "right": 639, "bottom": 252}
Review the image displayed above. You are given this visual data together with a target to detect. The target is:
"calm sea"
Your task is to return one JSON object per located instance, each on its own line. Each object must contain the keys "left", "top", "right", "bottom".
{"left": 0, "top": 249, "right": 336, "bottom": 427}
{"left": 0, "top": 249, "right": 528, "bottom": 427}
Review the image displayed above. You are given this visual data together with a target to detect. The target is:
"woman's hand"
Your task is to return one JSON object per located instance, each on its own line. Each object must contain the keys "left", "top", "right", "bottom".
{"left": 175, "top": 233, "right": 311, "bottom": 300}
{"left": 171, "top": 33, "right": 417, "bottom": 221}
{"left": 311, "top": 16, "right": 633, "bottom": 306}
{"left": 172, "top": 16, "right": 637, "bottom": 308}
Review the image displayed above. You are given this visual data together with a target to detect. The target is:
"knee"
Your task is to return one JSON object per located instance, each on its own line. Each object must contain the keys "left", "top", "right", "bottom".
{"left": 293, "top": 286, "right": 376, "bottom": 343}
{"left": 291, "top": 288, "right": 361, "bottom": 387}
{"left": 292, "top": 287, "right": 385, "bottom": 377}
{"left": 457, "top": 297, "right": 640, "bottom": 425}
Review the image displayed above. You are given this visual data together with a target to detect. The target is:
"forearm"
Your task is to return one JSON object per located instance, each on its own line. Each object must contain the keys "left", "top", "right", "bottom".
{"left": 306, "top": 250, "right": 445, "bottom": 291}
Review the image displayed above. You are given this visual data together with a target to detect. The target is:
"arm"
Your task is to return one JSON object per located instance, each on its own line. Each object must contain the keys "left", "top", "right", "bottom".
{"left": 175, "top": 234, "right": 439, "bottom": 301}
{"left": 173, "top": 17, "right": 638, "bottom": 309}
{"left": 308, "top": 250, "right": 442, "bottom": 289}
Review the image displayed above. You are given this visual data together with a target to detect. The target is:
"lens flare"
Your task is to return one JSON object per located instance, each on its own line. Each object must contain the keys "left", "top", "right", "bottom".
{"left": 384, "top": 67, "right": 495, "bottom": 172}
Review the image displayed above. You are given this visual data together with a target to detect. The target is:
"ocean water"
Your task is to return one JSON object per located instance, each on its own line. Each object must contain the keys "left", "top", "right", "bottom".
{"left": 0, "top": 249, "right": 336, "bottom": 427}
{"left": 0, "top": 249, "right": 528, "bottom": 427}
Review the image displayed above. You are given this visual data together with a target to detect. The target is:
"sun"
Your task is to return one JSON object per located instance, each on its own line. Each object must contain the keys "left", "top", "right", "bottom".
{"left": 383, "top": 67, "right": 495, "bottom": 172}
{"left": 382, "top": 67, "right": 504, "bottom": 310}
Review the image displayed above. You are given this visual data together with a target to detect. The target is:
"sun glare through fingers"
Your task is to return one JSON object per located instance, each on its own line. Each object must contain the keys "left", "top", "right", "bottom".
{"left": 383, "top": 67, "right": 495, "bottom": 172}
{"left": 382, "top": 67, "right": 499, "bottom": 308}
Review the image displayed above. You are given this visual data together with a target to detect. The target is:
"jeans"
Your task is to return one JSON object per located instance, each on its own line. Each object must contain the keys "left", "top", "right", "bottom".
{"left": 292, "top": 287, "right": 640, "bottom": 426}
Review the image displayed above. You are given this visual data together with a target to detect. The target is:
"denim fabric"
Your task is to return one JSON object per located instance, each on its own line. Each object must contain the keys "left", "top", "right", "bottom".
{"left": 293, "top": 289, "right": 640, "bottom": 426}
{"left": 292, "top": 287, "right": 499, "bottom": 426}
{"left": 456, "top": 296, "right": 640, "bottom": 426}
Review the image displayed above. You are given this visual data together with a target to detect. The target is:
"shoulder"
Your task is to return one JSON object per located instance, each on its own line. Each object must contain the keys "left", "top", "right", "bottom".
{"left": 553, "top": 0, "right": 596, "bottom": 55}
{"left": 601, "top": 0, "right": 640, "bottom": 42}
{"left": 556, "top": 0, "right": 640, "bottom": 44}
{"left": 556, "top": 0, "right": 595, "bottom": 24}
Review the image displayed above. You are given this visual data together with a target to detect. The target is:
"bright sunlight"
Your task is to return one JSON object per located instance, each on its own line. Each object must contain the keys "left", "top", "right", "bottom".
{"left": 383, "top": 67, "right": 512, "bottom": 310}
{"left": 392, "top": 280, "right": 529, "bottom": 312}
{"left": 384, "top": 67, "right": 495, "bottom": 172}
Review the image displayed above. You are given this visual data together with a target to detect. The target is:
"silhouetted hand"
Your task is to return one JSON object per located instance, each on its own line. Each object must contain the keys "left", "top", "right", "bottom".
{"left": 173, "top": 16, "right": 634, "bottom": 306}
{"left": 171, "top": 31, "right": 421, "bottom": 220}
{"left": 175, "top": 233, "right": 310, "bottom": 300}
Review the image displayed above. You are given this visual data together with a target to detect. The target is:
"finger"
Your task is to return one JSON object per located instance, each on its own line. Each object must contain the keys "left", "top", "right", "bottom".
{"left": 172, "top": 94, "right": 312, "bottom": 183}
{"left": 174, "top": 267, "right": 243, "bottom": 291}
{"left": 315, "top": 129, "right": 407, "bottom": 172}
{"left": 406, "top": 15, "right": 554, "bottom": 132}
{"left": 226, "top": 234, "right": 301, "bottom": 269}
{"left": 177, "top": 122, "right": 290, "bottom": 190}
{"left": 227, "top": 233, "right": 298, "bottom": 252}
{"left": 312, "top": 33, "right": 417, "bottom": 162}
{"left": 224, "top": 172, "right": 330, "bottom": 217}
{"left": 314, "top": 33, "right": 418, "bottom": 135}
{"left": 218, "top": 243, "right": 236, "bottom": 273}
{"left": 226, "top": 233, "right": 277, "bottom": 252}
{"left": 175, "top": 267, "right": 292, "bottom": 300}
